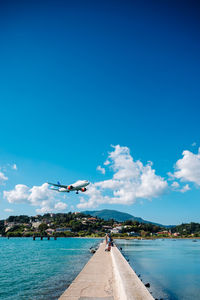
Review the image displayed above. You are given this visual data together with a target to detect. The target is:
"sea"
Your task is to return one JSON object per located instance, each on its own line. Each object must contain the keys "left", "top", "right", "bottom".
{"left": 0, "top": 237, "right": 101, "bottom": 300}
{"left": 1, "top": 237, "right": 200, "bottom": 300}
{"left": 115, "top": 238, "right": 200, "bottom": 300}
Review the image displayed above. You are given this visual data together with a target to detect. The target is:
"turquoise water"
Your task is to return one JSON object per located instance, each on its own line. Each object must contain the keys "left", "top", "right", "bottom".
{"left": 0, "top": 237, "right": 101, "bottom": 300}
{"left": 116, "top": 239, "right": 200, "bottom": 300}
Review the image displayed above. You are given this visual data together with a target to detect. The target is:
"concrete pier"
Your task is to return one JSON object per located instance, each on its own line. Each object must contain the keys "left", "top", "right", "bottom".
{"left": 59, "top": 242, "right": 154, "bottom": 300}
{"left": 111, "top": 246, "right": 154, "bottom": 300}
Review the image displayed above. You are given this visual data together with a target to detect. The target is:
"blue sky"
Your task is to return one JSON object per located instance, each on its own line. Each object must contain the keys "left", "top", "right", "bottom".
{"left": 0, "top": 0, "right": 200, "bottom": 224}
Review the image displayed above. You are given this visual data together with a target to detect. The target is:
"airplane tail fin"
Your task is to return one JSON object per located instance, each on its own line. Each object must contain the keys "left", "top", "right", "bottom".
{"left": 57, "top": 181, "right": 61, "bottom": 185}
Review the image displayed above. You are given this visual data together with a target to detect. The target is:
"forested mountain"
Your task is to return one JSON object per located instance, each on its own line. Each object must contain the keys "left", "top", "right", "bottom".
{"left": 83, "top": 209, "right": 164, "bottom": 226}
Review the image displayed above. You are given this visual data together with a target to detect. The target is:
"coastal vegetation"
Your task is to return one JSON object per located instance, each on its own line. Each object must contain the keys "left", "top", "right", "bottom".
{"left": 1, "top": 212, "right": 200, "bottom": 238}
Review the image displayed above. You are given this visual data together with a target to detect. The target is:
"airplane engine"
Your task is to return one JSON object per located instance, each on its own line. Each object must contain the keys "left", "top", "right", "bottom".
{"left": 68, "top": 185, "right": 73, "bottom": 190}
{"left": 81, "top": 187, "right": 87, "bottom": 192}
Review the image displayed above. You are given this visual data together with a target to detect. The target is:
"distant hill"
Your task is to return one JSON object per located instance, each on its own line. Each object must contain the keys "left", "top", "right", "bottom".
{"left": 83, "top": 209, "right": 165, "bottom": 226}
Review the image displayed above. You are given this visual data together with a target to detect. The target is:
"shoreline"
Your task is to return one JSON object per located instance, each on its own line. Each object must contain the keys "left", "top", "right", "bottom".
{"left": 0, "top": 236, "right": 103, "bottom": 239}
{"left": 113, "top": 236, "right": 200, "bottom": 240}
{"left": 1, "top": 236, "right": 199, "bottom": 240}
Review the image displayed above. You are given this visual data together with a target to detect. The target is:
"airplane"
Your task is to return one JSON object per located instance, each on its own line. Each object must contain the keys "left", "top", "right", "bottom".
{"left": 48, "top": 180, "right": 90, "bottom": 194}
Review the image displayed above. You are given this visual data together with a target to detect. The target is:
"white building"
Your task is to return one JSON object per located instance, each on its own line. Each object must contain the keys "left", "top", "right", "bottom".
{"left": 32, "top": 221, "right": 42, "bottom": 229}
{"left": 128, "top": 231, "right": 140, "bottom": 237}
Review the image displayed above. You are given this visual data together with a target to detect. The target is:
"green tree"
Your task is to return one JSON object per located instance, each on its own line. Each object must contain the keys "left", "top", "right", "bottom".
{"left": 38, "top": 223, "right": 48, "bottom": 232}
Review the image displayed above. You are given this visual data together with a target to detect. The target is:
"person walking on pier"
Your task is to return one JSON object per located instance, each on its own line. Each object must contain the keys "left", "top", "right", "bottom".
{"left": 105, "top": 233, "right": 108, "bottom": 244}
{"left": 105, "top": 233, "right": 113, "bottom": 251}
{"left": 108, "top": 233, "right": 113, "bottom": 246}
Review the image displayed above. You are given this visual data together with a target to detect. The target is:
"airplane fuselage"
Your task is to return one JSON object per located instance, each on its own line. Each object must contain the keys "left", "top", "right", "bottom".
{"left": 58, "top": 180, "right": 89, "bottom": 193}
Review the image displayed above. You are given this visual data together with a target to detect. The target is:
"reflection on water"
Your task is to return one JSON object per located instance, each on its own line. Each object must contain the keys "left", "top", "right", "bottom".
{"left": 116, "top": 239, "right": 200, "bottom": 300}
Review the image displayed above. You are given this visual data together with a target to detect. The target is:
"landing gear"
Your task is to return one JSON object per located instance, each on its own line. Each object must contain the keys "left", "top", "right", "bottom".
{"left": 76, "top": 191, "right": 79, "bottom": 194}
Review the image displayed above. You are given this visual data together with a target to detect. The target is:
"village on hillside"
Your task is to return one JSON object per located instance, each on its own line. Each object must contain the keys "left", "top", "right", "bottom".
{"left": 0, "top": 212, "right": 200, "bottom": 238}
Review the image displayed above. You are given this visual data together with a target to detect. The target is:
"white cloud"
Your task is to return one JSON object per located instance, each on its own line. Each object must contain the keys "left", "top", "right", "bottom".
{"left": 36, "top": 205, "right": 52, "bottom": 214}
{"left": 171, "top": 181, "right": 180, "bottom": 189}
{"left": 12, "top": 164, "right": 17, "bottom": 170}
{"left": 3, "top": 184, "right": 30, "bottom": 203}
{"left": 54, "top": 202, "right": 67, "bottom": 211}
{"left": 0, "top": 171, "right": 8, "bottom": 183}
{"left": 104, "top": 160, "right": 110, "bottom": 166}
{"left": 171, "top": 181, "right": 190, "bottom": 193}
{"left": 4, "top": 208, "right": 14, "bottom": 213}
{"left": 77, "top": 145, "right": 167, "bottom": 209}
{"left": 77, "top": 184, "right": 109, "bottom": 209}
{"left": 96, "top": 165, "right": 105, "bottom": 174}
{"left": 167, "top": 172, "right": 175, "bottom": 180}
{"left": 28, "top": 183, "right": 55, "bottom": 206}
{"left": 180, "top": 184, "right": 190, "bottom": 193}
{"left": 4, "top": 183, "right": 68, "bottom": 213}
{"left": 173, "top": 148, "right": 200, "bottom": 185}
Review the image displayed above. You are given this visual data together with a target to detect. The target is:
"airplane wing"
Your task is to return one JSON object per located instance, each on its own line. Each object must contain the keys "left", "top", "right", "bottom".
{"left": 48, "top": 182, "right": 68, "bottom": 188}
